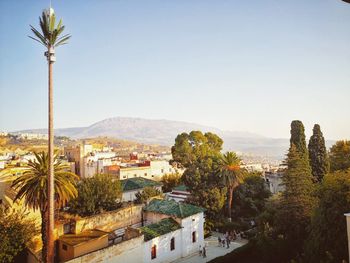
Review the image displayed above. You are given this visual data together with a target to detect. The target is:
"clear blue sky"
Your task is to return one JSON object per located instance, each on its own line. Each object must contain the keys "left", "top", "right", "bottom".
{"left": 0, "top": 0, "right": 349, "bottom": 139}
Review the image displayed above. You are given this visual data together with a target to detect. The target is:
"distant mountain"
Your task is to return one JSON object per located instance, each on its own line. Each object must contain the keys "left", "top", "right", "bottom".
{"left": 16, "top": 116, "right": 333, "bottom": 158}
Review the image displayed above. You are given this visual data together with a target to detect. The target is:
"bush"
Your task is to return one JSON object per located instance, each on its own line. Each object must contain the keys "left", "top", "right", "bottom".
{"left": 0, "top": 206, "right": 38, "bottom": 263}
{"left": 68, "top": 174, "right": 122, "bottom": 216}
{"left": 134, "top": 187, "right": 161, "bottom": 204}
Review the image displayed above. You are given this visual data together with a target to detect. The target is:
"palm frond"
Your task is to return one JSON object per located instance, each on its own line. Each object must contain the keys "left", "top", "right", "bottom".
{"left": 29, "top": 10, "right": 70, "bottom": 48}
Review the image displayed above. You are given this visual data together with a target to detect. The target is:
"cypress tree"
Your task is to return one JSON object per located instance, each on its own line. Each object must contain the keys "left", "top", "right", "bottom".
{"left": 276, "top": 121, "right": 315, "bottom": 258}
{"left": 308, "top": 124, "right": 329, "bottom": 182}
{"left": 290, "top": 120, "right": 309, "bottom": 160}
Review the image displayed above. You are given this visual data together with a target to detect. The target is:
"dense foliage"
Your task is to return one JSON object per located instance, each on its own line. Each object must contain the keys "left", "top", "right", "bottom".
{"left": 161, "top": 173, "right": 182, "bottom": 192}
{"left": 172, "top": 131, "right": 227, "bottom": 219}
{"left": 305, "top": 170, "right": 350, "bottom": 262}
{"left": 135, "top": 186, "right": 161, "bottom": 204}
{"left": 290, "top": 120, "right": 310, "bottom": 162}
{"left": 275, "top": 142, "right": 315, "bottom": 259}
{"left": 0, "top": 206, "right": 37, "bottom": 263}
{"left": 329, "top": 140, "right": 350, "bottom": 172}
{"left": 11, "top": 152, "right": 78, "bottom": 261}
{"left": 308, "top": 124, "right": 329, "bottom": 182}
{"left": 233, "top": 173, "right": 271, "bottom": 219}
{"left": 69, "top": 174, "right": 122, "bottom": 216}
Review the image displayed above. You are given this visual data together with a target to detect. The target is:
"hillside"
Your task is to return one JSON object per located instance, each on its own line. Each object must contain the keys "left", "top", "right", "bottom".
{"left": 16, "top": 117, "right": 293, "bottom": 157}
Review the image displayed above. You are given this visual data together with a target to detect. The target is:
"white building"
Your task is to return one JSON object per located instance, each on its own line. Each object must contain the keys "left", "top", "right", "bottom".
{"left": 149, "top": 160, "right": 178, "bottom": 181}
{"left": 142, "top": 199, "right": 205, "bottom": 262}
{"left": 166, "top": 185, "right": 190, "bottom": 202}
{"left": 55, "top": 199, "right": 205, "bottom": 263}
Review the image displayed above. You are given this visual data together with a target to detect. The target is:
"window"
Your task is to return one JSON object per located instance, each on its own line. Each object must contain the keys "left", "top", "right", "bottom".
{"left": 151, "top": 245, "right": 157, "bottom": 259}
{"left": 62, "top": 244, "right": 67, "bottom": 251}
{"left": 161, "top": 169, "right": 164, "bottom": 173}
{"left": 170, "top": 237, "right": 175, "bottom": 251}
{"left": 144, "top": 173, "right": 147, "bottom": 176}
{"left": 63, "top": 223, "right": 71, "bottom": 234}
{"left": 134, "top": 174, "right": 137, "bottom": 177}
{"left": 192, "top": 231, "right": 196, "bottom": 243}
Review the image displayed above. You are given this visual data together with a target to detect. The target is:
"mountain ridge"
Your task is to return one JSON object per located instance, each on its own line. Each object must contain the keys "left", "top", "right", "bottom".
{"left": 14, "top": 116, "right": 332, "bottom": 158}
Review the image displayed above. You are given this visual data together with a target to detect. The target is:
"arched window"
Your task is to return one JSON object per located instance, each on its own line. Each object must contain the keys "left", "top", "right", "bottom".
{"left": 170, "top": 237, "right": 175, "bottom": 251}
{"left": 151, "top": 244, "right": 157, "bottom": 259}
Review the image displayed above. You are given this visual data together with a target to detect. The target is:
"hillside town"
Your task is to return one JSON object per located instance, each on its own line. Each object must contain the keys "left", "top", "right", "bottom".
{"left": 0, "top": 132, "right": 286, "bottom": 263}
{"left": 1, "top": 1, "right": 350, "bottom": 263}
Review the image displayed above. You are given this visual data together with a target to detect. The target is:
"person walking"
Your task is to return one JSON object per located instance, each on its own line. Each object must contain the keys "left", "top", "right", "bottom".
{"left": 218, "top": 236, "right": 221, "bottom": 246}
{"left": 203, "top": 245, "right": 207, "bottom": 258}
{"left": 199, "top": 245, "right": 202, "bottom": 257}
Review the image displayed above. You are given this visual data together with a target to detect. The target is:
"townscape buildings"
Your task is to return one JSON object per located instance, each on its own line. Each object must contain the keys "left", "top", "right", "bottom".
{"left": 0, "top": 136, "right": 284, "bottom": 263}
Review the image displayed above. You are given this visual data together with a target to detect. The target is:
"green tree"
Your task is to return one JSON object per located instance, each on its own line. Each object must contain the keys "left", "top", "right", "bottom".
{"left": 69, "top": 174, "right": 122, "bottom": 216}
{"left": 329, "top": 140, "right": 350, "bottom": 172}
{"left": 172, "top": 131, "right": 226, "bottom": 218}
{"left": 187, "top": 186, "right": 227, "bottom": 219}
{"left": 135, "top": 187, "right": 161, "bottom": 204}
{"left": 218, "top": 152, "right": 244, "bottom": 220}
{"left": 276, "top": 144, "right": 315, "bottom": 258}
{"left": 233, "top": 173, "right": 271, "bottom": 219}
{"left": 171, "top": 131, "right": 223, "bottom": 168}
{"left": 29, "top": 8, "right": 71, "bottom": 263}
{"left": 305, "top": 170, "right": 350, "bottom": 262}
{"left": 161, "top": 173, "right": 182, "bottom": 192}
{"left": 0, "top": 206, "right": 37, "bottom": 263}
{"left": 290, "top": 120, "right": 310, "bottom": 162}
{"left": 308, "top": 124, "right": 330, "bottom": 182}
{"left": 11, "top": 152, "right": 78, "bottom": 262}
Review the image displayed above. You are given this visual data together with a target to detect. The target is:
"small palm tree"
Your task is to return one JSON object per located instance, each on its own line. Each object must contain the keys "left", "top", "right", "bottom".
{"left": 11, "top": 152, "right": 78, "bottom": 262}
{"left": 29, "top": 8, "right": 71, "bottom": 263}
{"left": 218, "top": 152, "right": 244, "bottom": 221}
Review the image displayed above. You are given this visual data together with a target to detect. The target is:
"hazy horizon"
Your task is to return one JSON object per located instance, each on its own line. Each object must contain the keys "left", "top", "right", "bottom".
{"left": 1, "top": 0, "right": 350, "bottom": 140}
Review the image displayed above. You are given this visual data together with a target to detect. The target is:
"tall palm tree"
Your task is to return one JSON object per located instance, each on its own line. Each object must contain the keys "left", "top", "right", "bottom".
{"left": 29, "top": 8, "right": 71, "bottom": 263}
{"left": 218, "top": 152, "right": 244, "bottom": 221}
{"left": 11, "top": 152, "right": 78, "bottom": 262}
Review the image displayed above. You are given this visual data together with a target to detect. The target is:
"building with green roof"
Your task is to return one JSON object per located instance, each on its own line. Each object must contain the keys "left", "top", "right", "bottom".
{"left": 140, "top": 218, "right": 181, "bottom": 241}
{"left": 144, "top": 199, "right": 204, "bottom": 219}
{"left": 121, "top": 177, "right": 162, "bottom": 202}
{"left": 142, "top": 199, "right": 205, "bottom": 261}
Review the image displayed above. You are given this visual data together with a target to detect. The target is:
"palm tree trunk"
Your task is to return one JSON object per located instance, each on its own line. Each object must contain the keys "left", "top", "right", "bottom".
{"left": 41, "top": 209, "right": 48, "bottom": 262}
{"left": 227, "top": 186, "right": 233, "bottom": 222}
{"left": 46, "top": 48, "right": 55, "bottom": 263}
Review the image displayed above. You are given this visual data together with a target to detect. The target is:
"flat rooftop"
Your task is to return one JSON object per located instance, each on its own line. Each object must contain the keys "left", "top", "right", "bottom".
{"left": 141, "top": 218, "right": 181, "bottom": 241}
{"left": 59, "top": 229, "right": 108, "bottom": 246}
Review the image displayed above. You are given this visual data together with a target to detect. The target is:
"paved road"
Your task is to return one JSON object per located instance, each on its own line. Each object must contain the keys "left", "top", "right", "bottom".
{"left": 172, "top": 232, "right": 247, "bottom": 263}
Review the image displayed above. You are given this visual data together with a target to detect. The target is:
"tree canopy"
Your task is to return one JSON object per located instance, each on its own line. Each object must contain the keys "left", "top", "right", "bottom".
{"left": 308, "top": 124, "right": 329, "bottom": 182}
{"left": 0, "top": 206, "right": 37, "bottom": 263}
{"left": 305, "top": 170, "right": 350, "bottom": 262}
{"left": 69, "top": 174, "right": 122, "bottom": 216}
{"left": 171, "top": 131, "right": 223, "bottom": 168}
{"left": 329, "top": 140, "right": 350, "bottom": 172}
{"left": 135, "top": 186, "right": 161, "bottom": 204}
{"left": 233, "top": 173, "right": 271, "bottom": 219}
{"left": 172, "top": 131, "right": 226, "bottom": 219}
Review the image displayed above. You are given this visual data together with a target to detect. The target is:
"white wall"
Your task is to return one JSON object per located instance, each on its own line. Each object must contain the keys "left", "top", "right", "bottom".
{"left": 143, "top": 229, "right": 182, "bottom": 263}
{"left": 179, "top": 213, "right": 205, "bottom": 257}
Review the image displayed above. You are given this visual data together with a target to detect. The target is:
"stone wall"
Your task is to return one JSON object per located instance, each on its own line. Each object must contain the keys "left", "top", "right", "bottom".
{"left": 73, "top": 204, "right": 143, "bottom": 234}
{"left": 65, "top": 235, "right": 144, "bottom": 263}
